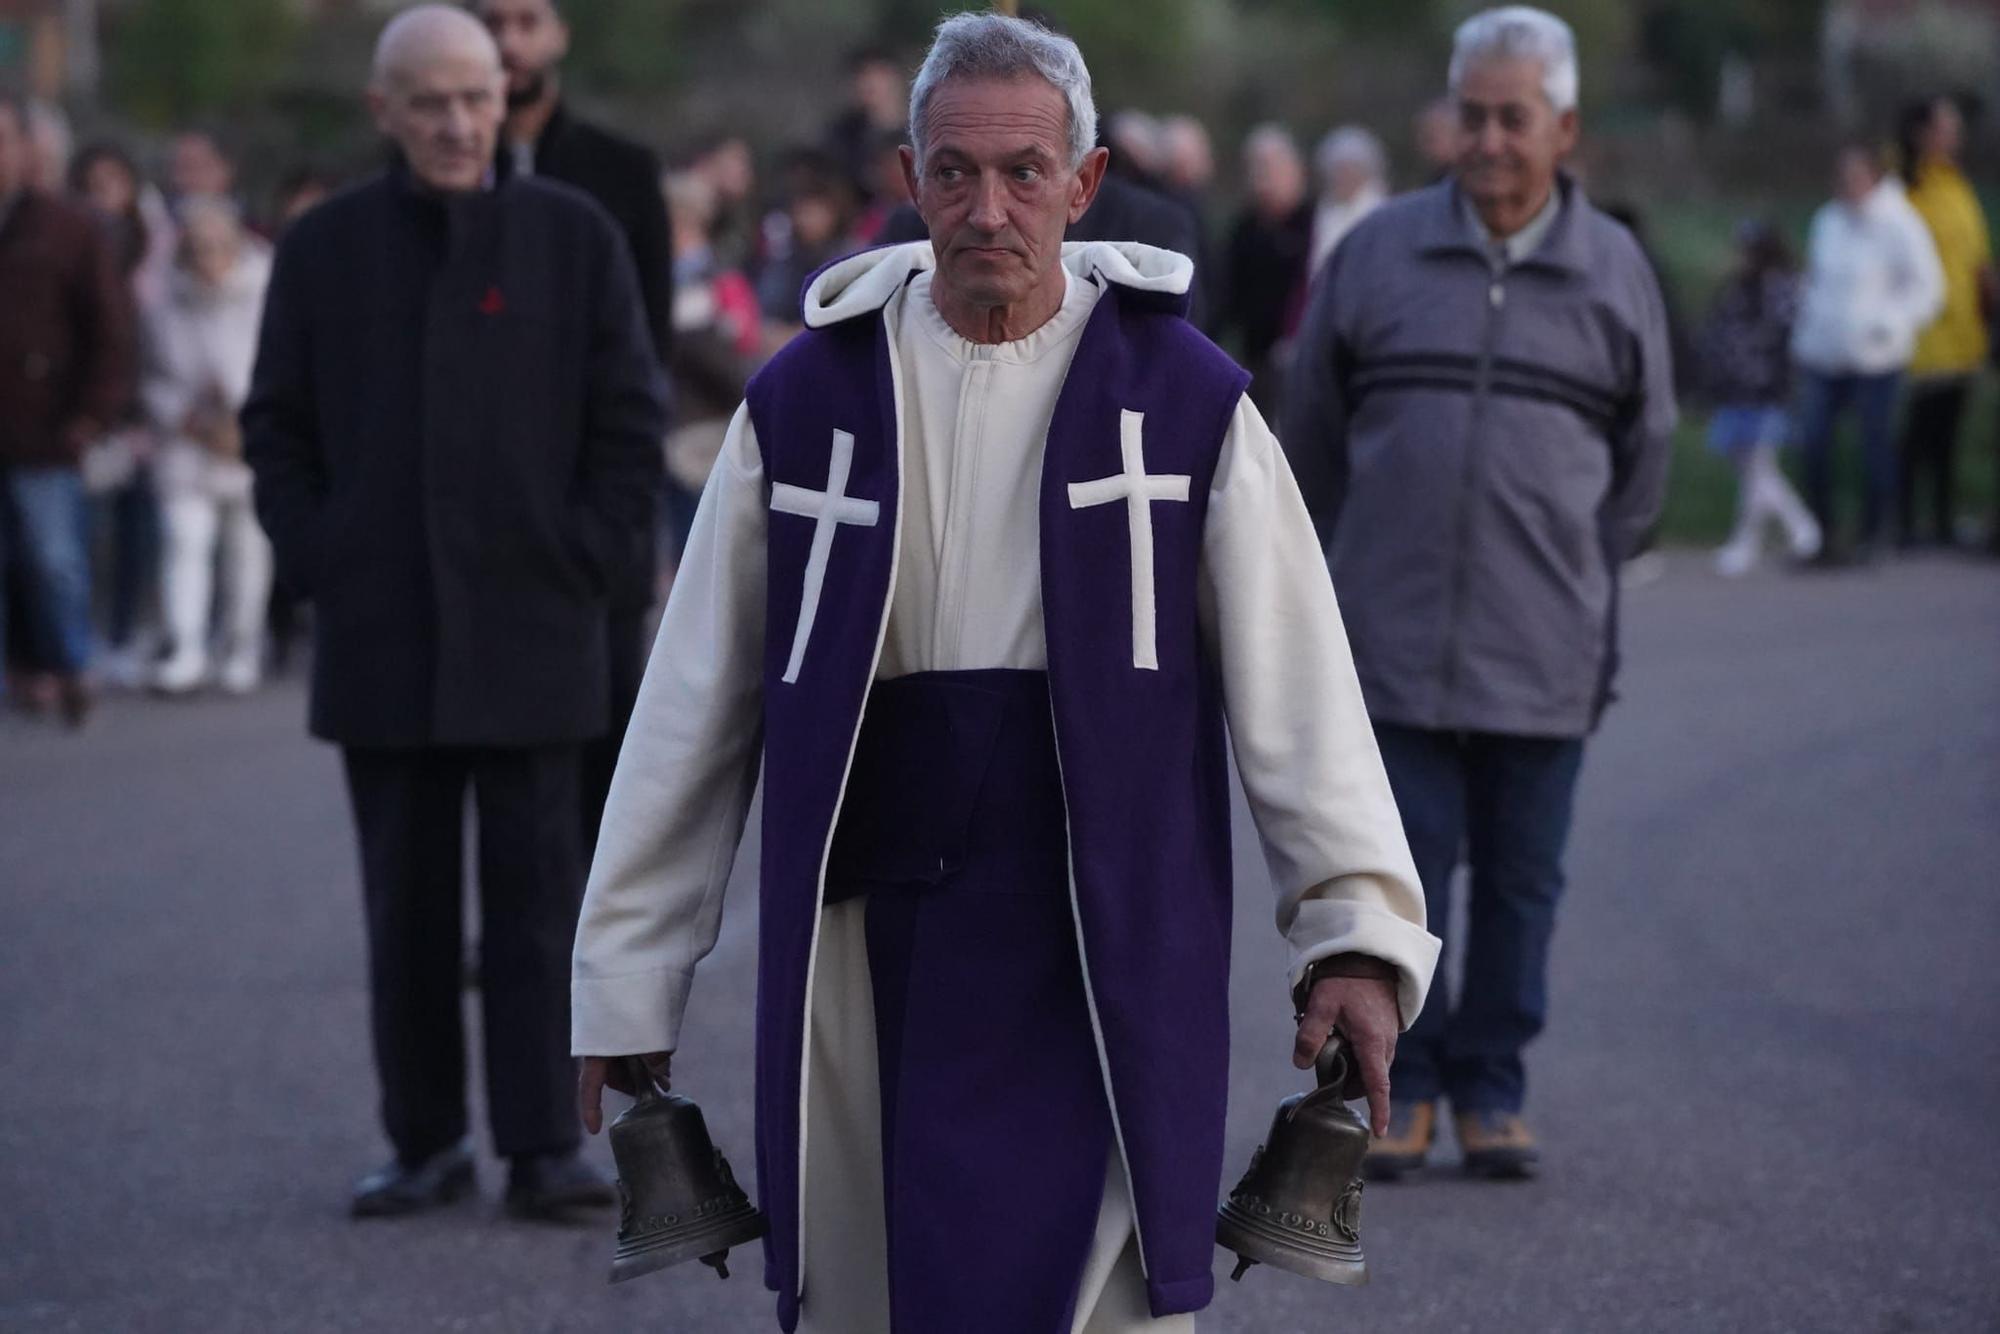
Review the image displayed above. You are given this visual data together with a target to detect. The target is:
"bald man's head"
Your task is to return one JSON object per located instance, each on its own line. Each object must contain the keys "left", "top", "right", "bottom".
{"left": 367, "top": 5, "right": 504, "bottom": 193}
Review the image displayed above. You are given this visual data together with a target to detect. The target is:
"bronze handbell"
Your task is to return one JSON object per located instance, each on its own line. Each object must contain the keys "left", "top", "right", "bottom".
{"left": 607, "top": 1060, "right": 767, "bottom": 1284}
{"left": 1216, "top": 1037, "right": 1371, "bottom": 1286}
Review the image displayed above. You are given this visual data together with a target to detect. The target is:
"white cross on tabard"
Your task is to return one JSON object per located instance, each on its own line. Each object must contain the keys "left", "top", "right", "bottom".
{"left": 1066, "top": 410, "right": 1192, "bottom": 671}
{"left": 771, "top": 429, "right": 881, "bottom": 684}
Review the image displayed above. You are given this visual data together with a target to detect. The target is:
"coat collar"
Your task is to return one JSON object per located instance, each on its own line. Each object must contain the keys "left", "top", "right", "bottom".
{"left": 797, "top": 239, "right": 1196, "bottom": 330}
{"left": 1413, "top": 172, "right": 1595, "bottom": 276}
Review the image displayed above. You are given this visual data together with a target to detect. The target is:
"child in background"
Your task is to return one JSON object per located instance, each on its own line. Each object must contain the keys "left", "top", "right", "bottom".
{"left": 1700, "top": 221, "right": 1822, "bottom": 576}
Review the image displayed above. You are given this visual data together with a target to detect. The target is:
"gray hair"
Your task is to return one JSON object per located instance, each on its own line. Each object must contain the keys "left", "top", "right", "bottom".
{"left": 1315, "top": 126, "right": 1386, "bottom": 182}
{"left": 908, "top": 11, "right": 1097, "bottom": 171}
{"left": 1242, "top": 122, "right": 1302, "bottom": 167}
{"left": 1448, "top": 6, "right": 1579, "bottom": 114}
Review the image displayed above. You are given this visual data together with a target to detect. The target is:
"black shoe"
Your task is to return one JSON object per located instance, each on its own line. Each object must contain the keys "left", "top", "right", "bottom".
{"left": 505, "top": 1150, "right": 616, "bottom": 1220}
{"left": 351, "top": 1141, "right": 476, "bottom": 1218}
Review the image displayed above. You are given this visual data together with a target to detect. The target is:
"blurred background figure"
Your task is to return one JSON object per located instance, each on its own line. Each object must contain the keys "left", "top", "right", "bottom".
{"left": 1106, "top": 108, "right": 1168, "bottom": 189}
{"left": 272, "top": 165, "right": 334, "bottom": 232}
{"left": 23, "top": 99, "right": 72, "bottom": 194}
{"left": 142, "top": 198, "right": 273, "bottom": 696}
{"left": 475, "top": 0, "right": 676, "bottom": 847}
{"left": 1412, "top": 95, "right": 1460, "bottom": 185}
{"left": 1220, "top": 122, "right": 1311, "bottom": 410}
{"left": 757, "top": 148, "right": 856, "bottom": 325}
{"left": 825, "top": 43, "right": 907, "bottom": 205}
{"left": 0, "top": 93, "right": 135, "bottom": 727}
{"left": 1791, "top": 142, "right": 1943, "bottom": 564}
{"left": 689, "top": 132, "right": 759, "bottom": 272}
{"left": 1284, "top": 5, "right": 1677, "bottom": 1182}
{"left": 1160, "top": 113, "right": 1215, "bottom": 203}
{"left": 850, "top": 126, "right": 914, "bottom": 246}
{"left": 1308, "top": 125, "right": 1389, "bottom": 278}
{"left": 1896, "top": 94, "right": 1992, "bottom": 548}
{"left": 1699, "top": 221, "right": 1821, "bottom": 576}
{"left": 165, "top": 130, "right": 237, "bottom": 216}
{"left": 242, "top": 4, "right": 664, "bottom": 1221}
{"left": 662, "top": 168, "right": 765, "bottom": 563}
{"left": 69, "top": 140, "right": 169, "bottom": 687}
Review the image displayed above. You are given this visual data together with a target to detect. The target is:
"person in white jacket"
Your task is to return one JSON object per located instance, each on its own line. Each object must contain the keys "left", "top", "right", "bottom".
{"left": 1791, "top": 143, "right": 1944, "bottom": 561}
{"left": 143, "top": 197, "right": 274, "bottom": 693}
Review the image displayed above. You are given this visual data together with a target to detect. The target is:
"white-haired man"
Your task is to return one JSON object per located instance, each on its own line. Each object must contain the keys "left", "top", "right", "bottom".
{"left": 1284, "top": 6, "right": 1677, "bottom": 1181}
{"left": 573, "top": 11, "right": 1436, "bottom": 1333}
{"left": 244, "top": 4, "right": 665, "bottom": 1220}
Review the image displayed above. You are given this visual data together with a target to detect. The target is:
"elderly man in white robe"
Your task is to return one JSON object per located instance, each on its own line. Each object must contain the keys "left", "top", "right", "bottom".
{"left": 570, "top": 14, "right": 1438, "bottom": 1333}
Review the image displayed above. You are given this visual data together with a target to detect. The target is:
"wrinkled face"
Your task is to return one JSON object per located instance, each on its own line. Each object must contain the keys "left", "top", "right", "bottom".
{"left": 170, "top": 134, "right": 232, "bottom": 198}
{"left": 1246, "top": 139, "right": 1305, "bottom": 216}
{"left": 905, "top": 75, "right": 1100, "bottom": 313}
{"left": 0, "top": 106, "right": 24, "bottom": 198}
{"left": 371, "top": 45, "right": 505, "bottom": 193}
{"left": 1836, "top": 147, "right": 1879, "bottom": 206}
{"left": 82, "top": 156, "right": 138, "bottom": 215}
{"left": 1455, "top": 56, "right": 1577, "bottom": 212}
{"left": 181, "top": 209, "right": 241, "bottom": 287}
{"left": 477, "top": 0, "right": 569, "bottom": 104}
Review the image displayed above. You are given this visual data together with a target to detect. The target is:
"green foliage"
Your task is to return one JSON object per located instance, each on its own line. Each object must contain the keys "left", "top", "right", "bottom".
{"left": 104, "top": 0, "right": 299, "bottom": 126}
{"left": 560, "top": 0, "right": 684, "bottom": 94}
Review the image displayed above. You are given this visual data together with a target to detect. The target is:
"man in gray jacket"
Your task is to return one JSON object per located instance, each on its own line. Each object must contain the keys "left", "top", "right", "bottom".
{"left": 1282, "top": 5, "right": 1676, "bottom": 1179}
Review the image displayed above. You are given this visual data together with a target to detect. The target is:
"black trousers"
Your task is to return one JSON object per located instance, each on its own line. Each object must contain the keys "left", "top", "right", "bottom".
{"left": 579, "top": 604, "right": 649, "bottom": 851}
{"left": 343, "top": 744, "right": 585, "bottom": 1164}
{"left": 1898, "top": 377, "right": 1971, "bottom": 545}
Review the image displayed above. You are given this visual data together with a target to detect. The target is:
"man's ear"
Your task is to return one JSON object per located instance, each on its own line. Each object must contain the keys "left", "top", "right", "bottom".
{"left": 1554, "top": 107, "right": 1581, "bottom": 160}
{"left": 1070, "top": 145, "right": 1109, "bottom": 224}
{"left": 899, "top": 144, "right": 922, "bottom": 217}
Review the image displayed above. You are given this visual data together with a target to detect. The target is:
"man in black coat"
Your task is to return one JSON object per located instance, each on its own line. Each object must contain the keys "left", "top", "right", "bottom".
{"left": 242, "top": 5, "right": 666, "bottom": 1220}
{"left": 474, "top": 0, "right": 675, "bottom": 847}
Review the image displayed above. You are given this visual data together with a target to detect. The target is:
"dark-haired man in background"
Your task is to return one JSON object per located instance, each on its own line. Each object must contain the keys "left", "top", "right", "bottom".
{"left": 474, "top": 0, "right": 675, "bottom": 845}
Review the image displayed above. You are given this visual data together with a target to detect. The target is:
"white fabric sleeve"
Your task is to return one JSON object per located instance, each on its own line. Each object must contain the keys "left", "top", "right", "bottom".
{"left": 571, "top": 403, "right": 768, "bottom": 1056}
{"left": 1198, "top": 395, "right": 1441, "bottom": 1027}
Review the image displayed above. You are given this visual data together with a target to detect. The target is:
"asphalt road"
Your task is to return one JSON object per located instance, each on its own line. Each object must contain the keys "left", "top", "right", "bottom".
{"left": 3, "top": 553, "right": 1997, "bottom": 1334}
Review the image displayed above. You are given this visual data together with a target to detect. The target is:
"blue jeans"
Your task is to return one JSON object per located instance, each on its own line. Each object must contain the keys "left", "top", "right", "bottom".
{"left": 1797, "top": 369, "right": 1901, "bottom": 546}
{"left": 1375, "top": 722, "right": 1585, "bottom": 1114}
{"left": 0, "top": 466, "right": 94, "bottom": 680}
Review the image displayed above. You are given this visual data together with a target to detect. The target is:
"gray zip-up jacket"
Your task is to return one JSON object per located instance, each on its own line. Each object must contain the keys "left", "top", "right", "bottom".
{"left": 1282, "top": 177, "right": 1677, "bottom": 738}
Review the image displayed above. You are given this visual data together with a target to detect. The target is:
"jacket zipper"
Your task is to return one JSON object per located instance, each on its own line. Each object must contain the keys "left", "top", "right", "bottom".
{"left": 1441, "top": 267, "right": 1507, "bottom": 718}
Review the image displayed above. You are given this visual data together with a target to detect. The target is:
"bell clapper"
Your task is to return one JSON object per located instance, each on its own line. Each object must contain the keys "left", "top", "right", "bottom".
{"left": 1230, "top": 1255, "right": 1257, "bottom": 1282}
{"left": 699, "top": 1250, "right": 732, "bottom": 1280}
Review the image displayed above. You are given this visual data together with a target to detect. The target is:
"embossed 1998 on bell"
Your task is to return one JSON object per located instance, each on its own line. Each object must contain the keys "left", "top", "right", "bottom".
{"left": 1216, "top": 1037, "right": 1371, "bottom": 1286}
{"left": 606, "top": 1060, "right": 767, "bottom": 1284}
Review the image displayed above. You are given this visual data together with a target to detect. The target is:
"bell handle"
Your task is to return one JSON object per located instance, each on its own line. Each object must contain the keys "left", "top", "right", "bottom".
{"left": 624, "top": 1055, "right": 671, "bottom": 1102}
{"left": 1297, "top": 1034, "right": 1352, "bottom": 1111}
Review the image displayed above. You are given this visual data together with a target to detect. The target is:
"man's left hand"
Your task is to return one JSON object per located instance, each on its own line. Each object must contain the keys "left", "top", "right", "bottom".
{"left": 1294, "top": 975, "right": 1400, "bottom": 1137}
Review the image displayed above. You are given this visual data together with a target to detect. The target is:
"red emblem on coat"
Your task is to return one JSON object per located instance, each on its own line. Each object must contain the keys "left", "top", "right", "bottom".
{"left": 478, "top": 285, "right": 506, "bottom": 316}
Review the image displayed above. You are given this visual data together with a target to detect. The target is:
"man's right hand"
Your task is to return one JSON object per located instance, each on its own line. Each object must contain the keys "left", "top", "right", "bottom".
{"left": 579, "top": 1052, "right": 673, "bottom": 1134}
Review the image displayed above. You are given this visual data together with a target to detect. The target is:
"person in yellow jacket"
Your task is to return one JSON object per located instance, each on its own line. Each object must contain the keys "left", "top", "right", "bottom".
{"left": 1898, "top": 95, "right": 1992, "bottom": 546}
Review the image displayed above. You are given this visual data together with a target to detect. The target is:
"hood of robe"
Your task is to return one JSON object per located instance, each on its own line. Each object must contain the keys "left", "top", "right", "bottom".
{"left": 799, "top": 239, "right": 1195, "bottom": 329}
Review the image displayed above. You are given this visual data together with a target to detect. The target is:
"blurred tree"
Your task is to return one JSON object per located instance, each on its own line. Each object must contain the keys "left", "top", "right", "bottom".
{"left": 103, "top": 0, "right": 299, "bottom": 125}
{"left": 1640, "top": 0, "right": 1824, "bottom": 118}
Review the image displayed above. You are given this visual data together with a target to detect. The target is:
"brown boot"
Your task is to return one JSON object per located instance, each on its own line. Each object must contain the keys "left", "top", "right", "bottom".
{"left": 1455, "top": 1110, "right": 1539, "bottom": 1180}
{"left": 1363, "top": 1100, "right": 1435, "bottom": 1181}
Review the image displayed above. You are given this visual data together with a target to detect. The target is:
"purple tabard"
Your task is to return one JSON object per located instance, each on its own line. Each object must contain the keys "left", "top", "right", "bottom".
{"left": 829, "top": 669, "right": 1112, "bottom": 1333}
{"left": 745, "top": 268, "right": 1249, "bottom": 1330}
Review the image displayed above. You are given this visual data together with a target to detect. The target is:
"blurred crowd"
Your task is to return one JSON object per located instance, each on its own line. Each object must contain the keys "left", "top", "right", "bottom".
{"left": 2, "top": 12, "right": 1995, "bottom": 732}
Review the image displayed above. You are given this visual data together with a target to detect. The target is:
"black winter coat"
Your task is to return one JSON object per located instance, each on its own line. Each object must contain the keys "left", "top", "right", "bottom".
{"left": 242, "top": 166, "right": 667, "bottom": 749}
{"left": 502, "top": 103, "right": 674, "bottom": 366}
